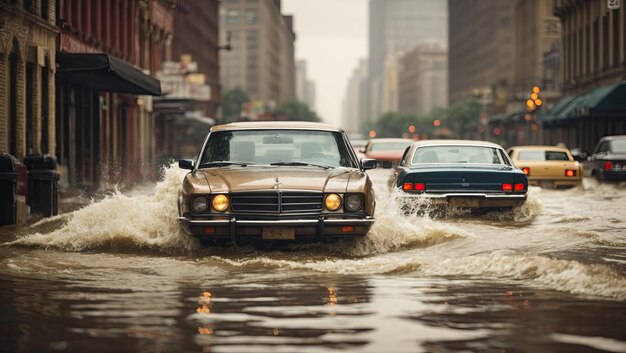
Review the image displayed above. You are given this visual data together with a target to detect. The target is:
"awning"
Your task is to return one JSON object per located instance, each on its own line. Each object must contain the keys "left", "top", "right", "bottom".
{"left": 56, "top": 53, "right": 161, "bottom": 96}
{"left": 542, "top": 82, "right": 626, "bottom": 122}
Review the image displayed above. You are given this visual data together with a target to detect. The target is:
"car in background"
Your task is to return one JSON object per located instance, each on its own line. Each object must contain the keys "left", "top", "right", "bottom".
{"left": 585, "top": 135, "right": 626, "bottom": 181}
{"left": 350, "top": 138, "right": 368, "bottom": 157}
{"left": 508, "top": 145, "right": 582, "bottom": 189}
{"left": 362, "top": 138, "right": 413, "bottom": 168}
{"left": 178, "top": 121, "right": 377, "bottom": 245}
{"left": 391, "top": 140, "right": 528, "bottom": 210}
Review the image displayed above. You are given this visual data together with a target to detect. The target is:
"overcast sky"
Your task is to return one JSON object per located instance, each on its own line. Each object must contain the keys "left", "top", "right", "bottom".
{"left": 283, "top": 0, "right": 368, "bottom": 126}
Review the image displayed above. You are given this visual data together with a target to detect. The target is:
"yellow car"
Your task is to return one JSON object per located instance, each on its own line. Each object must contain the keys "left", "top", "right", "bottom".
{"left": 508, "top": 146, "right": 582, "bottom": 189}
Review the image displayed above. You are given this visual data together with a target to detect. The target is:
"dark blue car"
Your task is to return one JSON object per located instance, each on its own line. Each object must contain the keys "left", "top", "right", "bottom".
{"left": 391, "top": 140, "right": 528, "bottom": 209}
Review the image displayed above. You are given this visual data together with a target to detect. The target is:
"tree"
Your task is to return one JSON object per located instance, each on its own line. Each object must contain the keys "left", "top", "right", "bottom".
{"left": 220, "top": 88, "right": 249, "bottom": 122}
{"left": 276, "top": 101, "right": 321, "bottom": 122}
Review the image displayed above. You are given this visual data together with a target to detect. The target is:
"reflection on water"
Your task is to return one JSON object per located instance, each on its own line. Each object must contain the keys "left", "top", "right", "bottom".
{"left": 0, "top": 167, "right": 625, "bottom": 352}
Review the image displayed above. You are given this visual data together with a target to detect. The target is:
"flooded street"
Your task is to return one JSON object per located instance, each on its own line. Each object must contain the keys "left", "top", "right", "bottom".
{"left": 1, "top": 168, "right": 625, "bottom": 353}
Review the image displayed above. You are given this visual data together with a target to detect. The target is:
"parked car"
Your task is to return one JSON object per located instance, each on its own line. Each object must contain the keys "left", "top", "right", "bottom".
{"left": 508, "top": 145, "right": 582, "bottom": 189}
{"left": 362, "top": 138, "right": 413, "bottom": 168}
{"left": 390, "top": 140, "right": 528, "bottom": 210}
{"left": 178, "top": 121, "right": 377, "bottom": 245}
{"left": 585, "top": 135, "right": 626, "bottom": 181}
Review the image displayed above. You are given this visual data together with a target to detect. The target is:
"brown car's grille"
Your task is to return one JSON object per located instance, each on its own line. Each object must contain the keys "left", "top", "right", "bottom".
{"left": 230, "top": 192, "right": 323, "bottom": 214}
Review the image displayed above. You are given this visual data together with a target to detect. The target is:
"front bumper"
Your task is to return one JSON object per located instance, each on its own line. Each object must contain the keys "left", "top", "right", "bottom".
{"left": 178, "top": 216, "right": 375, "bottom": 242}
{"left": 398, "top": 192, "right": 527, "bottom": 208}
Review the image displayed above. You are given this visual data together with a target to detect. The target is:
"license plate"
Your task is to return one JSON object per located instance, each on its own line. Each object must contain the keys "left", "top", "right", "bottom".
{"left": 262, "top": 227, "right": 295, "bottom": 240}
{"left": 539, "top": 180, "right": 554, "bottom": 188}
{"left": 449, "top": 198, "right": 480, "bottom": 208}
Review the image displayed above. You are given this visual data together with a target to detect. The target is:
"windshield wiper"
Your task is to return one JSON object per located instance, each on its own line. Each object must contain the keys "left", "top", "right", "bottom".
{"left": 199, "top": 161, "right": 255, "bottom": 168}
{"left": 270, "top": 161, "right": 334, "bottom": 169}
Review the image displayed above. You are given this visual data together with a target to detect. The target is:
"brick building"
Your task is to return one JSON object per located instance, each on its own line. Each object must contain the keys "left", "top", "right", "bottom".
{"left": 54, "top": 0, "right": 174, "bottom": 188}
{"left": 0, "top": 0, "right": 58, "bottom": 222}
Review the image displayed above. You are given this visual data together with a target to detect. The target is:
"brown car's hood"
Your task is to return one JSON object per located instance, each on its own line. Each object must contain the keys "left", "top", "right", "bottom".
{"left": 197, "top": 167, "right": 362, "bottom": 193}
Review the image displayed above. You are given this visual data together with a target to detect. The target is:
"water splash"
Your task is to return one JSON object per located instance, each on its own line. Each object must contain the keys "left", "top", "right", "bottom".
{"left": 9, "top": 164, "right": 198, "bottom": 253}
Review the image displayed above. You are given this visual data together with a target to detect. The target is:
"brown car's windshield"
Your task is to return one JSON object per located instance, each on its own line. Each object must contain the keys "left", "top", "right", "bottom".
{"left": 200, "top": 130, "right": 357, "bottom": 168}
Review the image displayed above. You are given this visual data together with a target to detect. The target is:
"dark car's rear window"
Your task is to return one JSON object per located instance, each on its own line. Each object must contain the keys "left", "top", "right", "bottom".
{"left": 518, "top": 150, "right": 570, "bottom": 161}
{"left": 411, "top": 146, "right": 506, "bottom": 165}
{"left": 610, "top": 140, "right": 626, "bottom": 153}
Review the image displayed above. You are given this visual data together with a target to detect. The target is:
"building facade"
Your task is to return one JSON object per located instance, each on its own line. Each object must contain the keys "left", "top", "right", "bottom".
{"left": 296, "top": 60, "right": 316, "bottom": 110}
{"left": 513, "top": 0, "right": 562, "bottom": 106}
{"left": 55, "top": 0, "right": 173, "bottom": 188}
{"left": 342, "top": 58, "right": 369, "bottom": 135}
{"left": 553, "top": 0, "right": 625, "bottom": 95}
{"left": 540, "top": 0, "right": 626, "bottom": 152}
{"left": 448, "top": 0, "right": 514, "bottom": 112}
{"left": 1, "top": 0, "right": 58, "bottom": 158}
{"left": 398, "top": 43, "right": 448, "bottom": 117}
{"left": 170, "top": 0, "right": 220, "bottom": 116}
{"left": 0, "top": 0, "right": 58, "bottom": 222}
{"left": 219, "top": 0, "right": 296, "bottom": 108}
{"left": 368, "top": 0, "right": 447, "bottom": 121}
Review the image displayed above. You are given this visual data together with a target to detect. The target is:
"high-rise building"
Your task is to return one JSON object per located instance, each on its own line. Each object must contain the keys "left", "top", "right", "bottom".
{"left": 448, "top": 0, "right": 514, "bottom": 112}
{"left": 220, "top": 0, "right": 296, "bottom": 106}
{"left": 296, "top": 60, "right": 316, "bottom": 110}
{"left": 342, "top": 59, "right": 369, "bottom": 135}
{"left": 368, "top": 0, "right": 447, "bottom": 121}
{"left": 398, "top": 43, "right": 448, "bottom": 117}
{"left": 513, "top": 0, "right": 562, "bottom": 106}
{"left": 171, "top": 0, "right": 221, "bottom": 115}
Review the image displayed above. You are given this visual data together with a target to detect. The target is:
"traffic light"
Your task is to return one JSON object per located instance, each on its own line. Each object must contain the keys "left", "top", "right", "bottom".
{"left": 527, "top": 86, "right": 542, "bottom": 112}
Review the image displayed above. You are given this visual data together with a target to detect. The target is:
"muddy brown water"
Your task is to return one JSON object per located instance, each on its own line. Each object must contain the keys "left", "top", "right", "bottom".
{"left": 0, "top": 167, "right": 625, "bottom": 353}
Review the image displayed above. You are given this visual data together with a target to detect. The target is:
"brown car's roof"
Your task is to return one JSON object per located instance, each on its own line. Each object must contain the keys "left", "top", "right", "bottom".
{"left": 210, "top": 121, "right": 343, "bottom": 132}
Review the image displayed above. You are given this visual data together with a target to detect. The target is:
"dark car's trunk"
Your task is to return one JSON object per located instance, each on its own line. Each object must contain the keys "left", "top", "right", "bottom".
{"left": 403, "top": 164, "right": 523, "bottom": 193}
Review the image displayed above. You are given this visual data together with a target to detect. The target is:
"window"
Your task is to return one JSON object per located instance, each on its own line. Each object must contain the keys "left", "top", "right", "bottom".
{"left": 245, "top": 8, "right": 258, "bottom": 24}
{"left": 226, "top": 9, "right": 240, "bottom": 24}
{"left": 518, "top": 150, "right": 570, "bottom": 161}
{"left": 411, "top": 146, "right": 506, "bottom": 165}
{"left": 201, "top": 130, "right": 357, "bottom": 168}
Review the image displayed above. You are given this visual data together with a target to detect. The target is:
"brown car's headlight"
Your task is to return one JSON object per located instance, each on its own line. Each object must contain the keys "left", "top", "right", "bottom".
{"left": 344, "top": 194, "right": 364, "bottom": 212}
{"left": 212, "top": 194, "right": 230, "bottom": 212}
{"left": 325, "top": 193, "right": 342, "bottom": 211}
{"left": 191, "top": 196, "right": 210, "bottom": 213}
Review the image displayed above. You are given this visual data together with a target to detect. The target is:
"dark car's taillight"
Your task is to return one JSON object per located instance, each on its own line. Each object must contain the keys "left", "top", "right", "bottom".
{"left": 502, "top": 183, "right": 513, "bottom": 192}
{"left": 604, "top": 161, "right": 613, "bottom": 171}
{"left": 514, "top": 183, "right": 525, "bottom": 192}
{"left": 403, "top": 182, "right": 425, "bottom": 191}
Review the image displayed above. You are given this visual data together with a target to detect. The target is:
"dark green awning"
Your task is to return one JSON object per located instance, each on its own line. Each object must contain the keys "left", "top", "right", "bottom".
{"left": 542, "top": 82, "right": 626, "bottom": 123}
{"left": 57, "top": 53, "right": 161, "bottom": 96}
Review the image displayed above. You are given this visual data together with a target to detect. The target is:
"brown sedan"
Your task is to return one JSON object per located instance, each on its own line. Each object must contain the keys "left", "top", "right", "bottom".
{"left": 178, "top": 121, "right": 377, "bottom": 245}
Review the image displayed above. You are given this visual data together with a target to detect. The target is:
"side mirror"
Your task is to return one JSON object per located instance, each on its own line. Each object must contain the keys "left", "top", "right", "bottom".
{"left": 571, "top": 149, "right": 589, "bottom": 162}
{"left": 179, "top": 159, "right": 194, "bottom": 170}
{"left": 361, "top": 158, "right": 377, "bottom": 170}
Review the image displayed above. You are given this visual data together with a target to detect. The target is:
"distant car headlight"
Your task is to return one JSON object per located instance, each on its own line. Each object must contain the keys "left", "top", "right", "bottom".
{"left": 212, "top": 194, "right": 230, "bottom": 212}
{"left": 325, "top": 193, "right": 342, "bottom": 211}
{"left": 344, "top": 194, "right": 364, "bottom": 212}
{"left": 191, "top": 196, "right": 210, "bottom": 213}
